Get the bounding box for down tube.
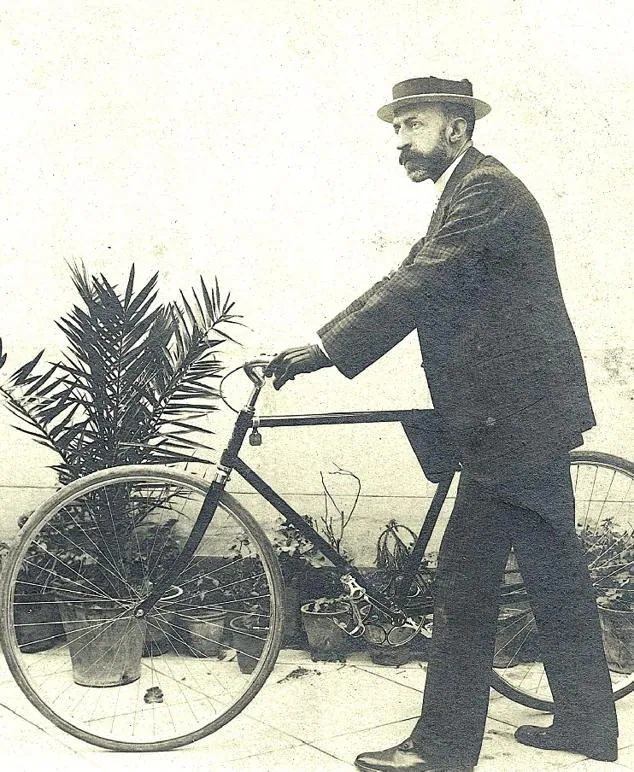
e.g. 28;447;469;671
232;457;356;573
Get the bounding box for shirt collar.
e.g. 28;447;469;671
433;141;473;199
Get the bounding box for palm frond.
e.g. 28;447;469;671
10;350;46;386
0;264;241;481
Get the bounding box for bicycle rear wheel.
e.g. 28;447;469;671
491;451;634;711
0;465;284;751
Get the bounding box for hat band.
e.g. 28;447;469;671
392;77;473;101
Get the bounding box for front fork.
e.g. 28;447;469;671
133;370;267;618
132;474;230;618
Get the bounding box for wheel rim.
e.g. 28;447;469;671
492;453;634;709
1;468;283;750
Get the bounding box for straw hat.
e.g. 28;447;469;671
377;76;491;122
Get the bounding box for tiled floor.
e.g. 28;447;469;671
1;648;632;771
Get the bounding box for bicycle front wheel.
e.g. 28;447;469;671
491;451;634;711
0;465;284;751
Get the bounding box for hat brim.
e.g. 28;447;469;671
377;94;491;122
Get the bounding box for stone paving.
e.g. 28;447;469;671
1;648;632;772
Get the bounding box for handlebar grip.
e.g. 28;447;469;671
243;358;272;386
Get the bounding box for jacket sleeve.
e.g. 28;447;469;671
318;237;426;336
318;168;522;378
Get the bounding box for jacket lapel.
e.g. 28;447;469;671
426;147;485;237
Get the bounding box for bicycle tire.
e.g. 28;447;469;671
0;465;284;751
491;450;634;712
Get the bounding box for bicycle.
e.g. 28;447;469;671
1;358;633;752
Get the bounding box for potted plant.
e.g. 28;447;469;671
596;587;634;674
272;515;327;647
9;514;66;654
224;535;273;673
181;569;228;659
300;595;352;662
581;518;634;673
368;519;434;665
229;600;271;674
297;465;360;662
175;531;272;671
0;264;241;685
25;490;190;684
0;540;61;655
179;534;259;661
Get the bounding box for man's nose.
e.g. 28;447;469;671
396;130;409;151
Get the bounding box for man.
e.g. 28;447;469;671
268;77;618;771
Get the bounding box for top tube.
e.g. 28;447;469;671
256;409;431;428
239;360;433;427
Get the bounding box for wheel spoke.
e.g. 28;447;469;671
0;468;283;751
492;452;634;711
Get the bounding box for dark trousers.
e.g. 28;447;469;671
410;453;618;766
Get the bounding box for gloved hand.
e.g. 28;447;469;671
266;344;332;390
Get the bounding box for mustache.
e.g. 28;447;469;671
399;149;423;166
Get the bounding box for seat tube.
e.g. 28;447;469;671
397;472;454;600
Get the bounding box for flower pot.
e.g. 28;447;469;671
369;644;414;666
283;577;305;647
184;607;227;658
143;609;178;656
599;605;634;674
142;587;183;657
229;615;268;674
58;599;146;687
301;601;351;662
14;593;66;653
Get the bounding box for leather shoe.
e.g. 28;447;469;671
355;738;474;772
515;724;618;762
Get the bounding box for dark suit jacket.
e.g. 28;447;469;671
319;147;595;467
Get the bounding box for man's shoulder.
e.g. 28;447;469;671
462;149;520;185
455;148;535;203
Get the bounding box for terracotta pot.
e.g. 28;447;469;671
14;593;65;653
142;587;183;657
229;615;268;674
58;599;146;687
301;601;351;662
599;605;634;674
369;644;413;666
184;607;227;658
283;577;305;647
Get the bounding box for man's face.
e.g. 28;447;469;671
393;104;452;183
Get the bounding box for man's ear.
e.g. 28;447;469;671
447;117;468;144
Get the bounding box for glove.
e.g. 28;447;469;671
267;344;332;390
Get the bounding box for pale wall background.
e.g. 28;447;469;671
0;1;632;559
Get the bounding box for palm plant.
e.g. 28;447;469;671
0;263;242;596
0;263;241;481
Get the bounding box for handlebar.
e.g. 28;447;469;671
243;358;273;387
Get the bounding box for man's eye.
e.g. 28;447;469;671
410;121;422;130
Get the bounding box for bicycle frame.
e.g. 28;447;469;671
135;365;457;623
